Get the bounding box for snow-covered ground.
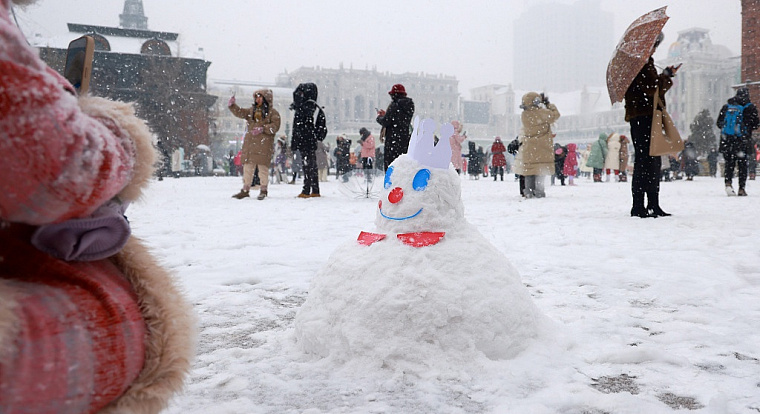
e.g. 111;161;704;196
129;173;760;414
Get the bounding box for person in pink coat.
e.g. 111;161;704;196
449;120;466;174
359;127;376;170
0;1;194;412
563;143;580;186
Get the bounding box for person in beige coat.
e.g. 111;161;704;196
619;134;630;182
229;89;281;200
514;92;561;198
604;132;622;181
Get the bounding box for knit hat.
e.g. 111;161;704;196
389;84;406;96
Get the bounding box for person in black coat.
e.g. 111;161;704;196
333;135;352;182
552;143;567;186
376;84;415;171
291;83;327;197
624;32;679;217
716;87;760;196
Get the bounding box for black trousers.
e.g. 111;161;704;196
630;116;662;211
301;150;319;195
723;146;748;188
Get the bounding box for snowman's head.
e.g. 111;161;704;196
375;118;465;234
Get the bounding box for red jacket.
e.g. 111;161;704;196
491;140;507;167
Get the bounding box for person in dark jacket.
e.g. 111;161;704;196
624;32;679;218
680;140;699;181
334;135;352;182
716;87;760;196
552;143;567;186
467;141;480;179
376;84;415;170
706;147;719;178
291;83;327;198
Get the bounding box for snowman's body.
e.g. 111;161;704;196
294;119;547;372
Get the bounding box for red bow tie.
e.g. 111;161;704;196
358;231;445;247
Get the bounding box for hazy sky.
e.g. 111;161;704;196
13;0;741;97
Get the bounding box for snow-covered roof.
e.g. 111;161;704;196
25;25;205;59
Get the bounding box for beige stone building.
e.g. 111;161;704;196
277;65;459;139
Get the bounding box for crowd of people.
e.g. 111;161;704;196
221;77;760;207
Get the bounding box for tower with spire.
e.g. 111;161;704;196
120;0;148;30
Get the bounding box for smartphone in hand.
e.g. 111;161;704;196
64;36;95;94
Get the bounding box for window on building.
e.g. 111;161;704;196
88;33;111;51
141;38;171;56
354;95;365;120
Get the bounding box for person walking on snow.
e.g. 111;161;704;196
716;87;759;196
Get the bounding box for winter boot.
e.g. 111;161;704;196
593;173;602;182
738;187;747;196
232;189;250;199
725;183;736;196
257;190;268;200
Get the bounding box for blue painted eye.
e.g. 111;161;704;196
412;169;431;191
384;166;394;189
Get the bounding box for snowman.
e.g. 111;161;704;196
294;117;548;373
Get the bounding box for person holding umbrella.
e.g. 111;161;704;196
624;32;680;218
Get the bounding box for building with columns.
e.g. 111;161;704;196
275;65;459;139
661;28;740;135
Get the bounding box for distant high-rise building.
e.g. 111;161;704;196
120;0;148;30
513;0;613;93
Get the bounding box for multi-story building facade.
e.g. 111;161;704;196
275;65;459;139
513;0;613;93
661;28;740;136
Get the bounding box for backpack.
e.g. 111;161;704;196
314;105;327;142
721;103;750;136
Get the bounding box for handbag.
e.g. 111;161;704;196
650;86;684;156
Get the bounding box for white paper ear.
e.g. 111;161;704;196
439;123;454;142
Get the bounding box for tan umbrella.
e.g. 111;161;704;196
606;6;670;105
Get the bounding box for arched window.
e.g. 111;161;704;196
141;38;171;56
88;33;111;51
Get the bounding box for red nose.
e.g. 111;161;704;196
388;187;403;204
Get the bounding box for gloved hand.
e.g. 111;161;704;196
228;95;236;107
541;93;550;105
252;127;263;135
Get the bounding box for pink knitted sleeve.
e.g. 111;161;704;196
0;4;135;225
